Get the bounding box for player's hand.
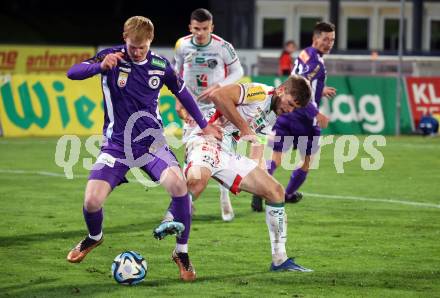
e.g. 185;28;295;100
100;52;124;71
240;131;259;145
184;115;196;126
201;123;223;141
322;86;337;99
197;83;221;101
316;112;329;129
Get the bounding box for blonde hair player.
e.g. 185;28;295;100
66;16;221;282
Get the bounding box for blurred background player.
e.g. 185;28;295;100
65;16;221;282
278;40;297;76
174;8;244;222
252;21;336;212
180;75;314;271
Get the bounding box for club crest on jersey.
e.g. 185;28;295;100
207;59;218;69
117;71;128;88
148;75;161;89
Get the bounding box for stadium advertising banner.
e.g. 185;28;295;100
252;76;413;135
0;74;182;136
1;74;419;137
0;45;95;74
0;75;104;136
405;77;440;128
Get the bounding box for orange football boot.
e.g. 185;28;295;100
67;236;103;263
172;250;196;282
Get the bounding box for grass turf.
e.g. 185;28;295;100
0;135;439;297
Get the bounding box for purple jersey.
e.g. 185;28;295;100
270;46;326;154
292;46;327;106
67;45;207;149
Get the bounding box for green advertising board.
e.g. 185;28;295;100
251;75;413;135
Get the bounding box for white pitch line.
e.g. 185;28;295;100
0;168;439;210
301;192;440;209
0;169;88;178
206;183;440;210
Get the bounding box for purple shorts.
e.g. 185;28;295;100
269;111;321;156
89;140;179;189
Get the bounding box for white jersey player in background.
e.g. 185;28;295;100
174;8;244;221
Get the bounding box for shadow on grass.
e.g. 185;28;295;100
0;269;270;297
2;269;440;297
0;219;161;248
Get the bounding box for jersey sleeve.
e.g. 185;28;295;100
293;49;323;82
221;41;239;66
66;47;116;80
173;38;184;74
293;49;325;104
164;58;185;94
237;83;273;105
83;47;117;65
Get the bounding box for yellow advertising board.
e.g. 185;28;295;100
0;45;95;74
0;73;252;137
0;74;185;136
0;74;103;136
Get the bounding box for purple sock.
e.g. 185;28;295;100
168;194;191;244
83;207;103;237
267;160;277;176
285;168;308;195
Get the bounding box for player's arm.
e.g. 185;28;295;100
175;99;196;125
209;84;256;139
220;61;244;87
164;61;221;139
173;38;184;74
219;41;243;87
322;86;337;99
294;52;330;127
67;52;123;80
174;99;187;120
172;39;194;124
176;87;221;138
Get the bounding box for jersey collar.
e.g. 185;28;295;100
191;35;212;48
122;46;150;65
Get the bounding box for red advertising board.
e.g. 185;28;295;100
405;77;440;127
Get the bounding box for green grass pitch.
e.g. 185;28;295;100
0;136;439;297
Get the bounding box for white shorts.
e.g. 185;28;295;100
184;137;257;194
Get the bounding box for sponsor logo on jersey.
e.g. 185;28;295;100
195;57;205;64
207;59;218;69
117;71;128;88
148;75;161;89
201;52;219;57
148;70;165;76
119;66;131;73
246;86;267;102
307;64;321;80
151;58;166;69
96;153;116;168
197;74;208;88
184;51;198;63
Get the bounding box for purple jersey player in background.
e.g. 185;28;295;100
65;16;220;282
251;21;336;212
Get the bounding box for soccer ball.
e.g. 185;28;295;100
111;251;148;285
